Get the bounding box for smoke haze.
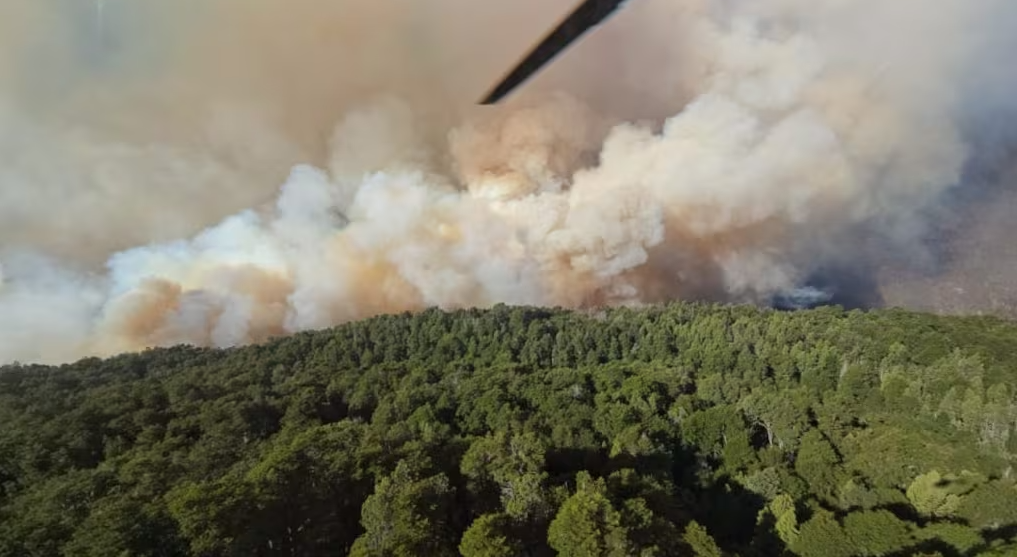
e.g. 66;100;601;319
2;0;1016;364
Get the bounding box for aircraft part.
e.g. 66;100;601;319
480;0;629;104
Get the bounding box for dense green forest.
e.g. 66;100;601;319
2;302;1017;556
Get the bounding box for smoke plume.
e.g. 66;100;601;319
2;0;1016;364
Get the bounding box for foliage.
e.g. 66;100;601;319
2;302;1017;556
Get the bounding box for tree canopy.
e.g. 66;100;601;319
2;302;1016;556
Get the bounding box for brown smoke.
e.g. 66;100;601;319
1;0;1016;364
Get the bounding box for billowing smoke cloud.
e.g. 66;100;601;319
2;0;1015;364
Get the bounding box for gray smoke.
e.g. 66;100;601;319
2;0;1016;364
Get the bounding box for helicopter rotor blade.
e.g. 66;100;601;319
480;0;629;104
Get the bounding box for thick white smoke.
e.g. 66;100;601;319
1;0;1015;364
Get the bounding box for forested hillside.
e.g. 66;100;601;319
2;303;1017;556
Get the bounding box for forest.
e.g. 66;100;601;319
1;302;1017;556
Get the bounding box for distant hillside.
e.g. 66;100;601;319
2;303;1017;556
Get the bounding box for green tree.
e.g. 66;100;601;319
956;480;1017;530
915;522;983;554
905;470;966;518
547;472;631;557
740;388;810;451
794;430;842;501
766;494;800;546
62;496;183;557
792;510;852;557
349;459;456;557
682;520;722;557
5;303;1017;557
165;473;262;557
459;513;523;557
461;430;551;520
841;510;913;556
